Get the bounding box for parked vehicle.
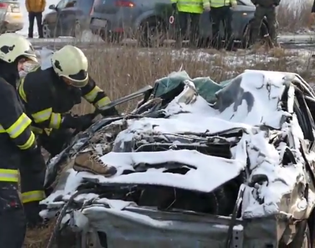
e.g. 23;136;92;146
42;0;95;38
42;69;315;247
0;0;23;34
89;0;268;47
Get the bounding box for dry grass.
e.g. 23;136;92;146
277;2;312;32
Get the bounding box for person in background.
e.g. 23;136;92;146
25;0;46;38
209;0;237;51
250;0;280;48
171;0;210;48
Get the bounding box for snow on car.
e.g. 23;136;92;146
40;69;315;248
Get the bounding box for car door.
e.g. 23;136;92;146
56;0;78;36
43;0;70;37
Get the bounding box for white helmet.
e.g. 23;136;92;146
0;33;37;63
51;45;89;87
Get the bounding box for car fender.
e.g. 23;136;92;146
133;10;166;30
232;10;255;38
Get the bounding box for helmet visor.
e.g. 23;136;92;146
67;70;89;87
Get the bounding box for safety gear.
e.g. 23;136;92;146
0;183;26;248
51;45;89;87
0;33;37;63
209;0;236;8
171;0;210;14
61;113;94;131
39;129;73;157
20;145;46;225
18;67;118;134
0;41;38;248
19;60;39;78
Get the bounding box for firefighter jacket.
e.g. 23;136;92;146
18;66;118;133
0;62;36;184
26;0;46;13
209;0;236;8
171;0;210;14
251;0;280;7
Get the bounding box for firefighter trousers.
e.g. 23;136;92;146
20;148;46;228
176;12;200;48
210;6;234;50
0;182;26;247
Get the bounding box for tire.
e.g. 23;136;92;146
138;19;166;47
241;21;268;49
70;20;81;38
43;23;53;38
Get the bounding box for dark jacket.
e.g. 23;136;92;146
18;66;118;131
251;0;280;7
0;61;37;173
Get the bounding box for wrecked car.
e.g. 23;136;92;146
41;69;315;248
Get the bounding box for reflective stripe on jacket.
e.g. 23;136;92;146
171;0;209;14
209;0;236;8
21;190;45;204
18;67;117;131
0;168;19;182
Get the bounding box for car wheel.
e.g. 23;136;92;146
43;24;52;38
241;21;268;49
71;21;81;38
138;19;166;47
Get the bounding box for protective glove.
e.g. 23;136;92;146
61;113;94;131
99;106;120;117
172;3;177;10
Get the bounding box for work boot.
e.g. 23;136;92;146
73;151;117;177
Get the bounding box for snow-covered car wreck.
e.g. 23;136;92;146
41;69;315;248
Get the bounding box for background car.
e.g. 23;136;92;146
42;0;95;38
0;0;23;34
89;0;268;47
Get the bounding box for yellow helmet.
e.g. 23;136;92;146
51;45;89;87
0;33;37;63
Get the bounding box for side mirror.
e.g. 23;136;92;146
48;4;56;10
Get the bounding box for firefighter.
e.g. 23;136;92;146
250;0;280;47
209;0;237;51
18;45;119;157
0;33;43;247
171;0;210;48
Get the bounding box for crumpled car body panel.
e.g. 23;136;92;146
41;69;315;248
